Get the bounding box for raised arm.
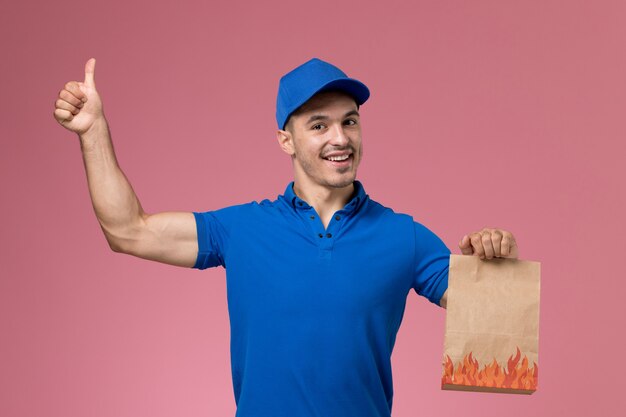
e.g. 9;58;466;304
53;58;199;268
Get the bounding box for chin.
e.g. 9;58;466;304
325;175;356;189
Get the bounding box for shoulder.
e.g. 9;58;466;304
216;196;287;222
195;191;286;221
366;198;445;242
366;197;414;224
357;199;417;242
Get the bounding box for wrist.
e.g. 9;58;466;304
78;116;108;142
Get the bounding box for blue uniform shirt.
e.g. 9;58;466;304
192;180;450;417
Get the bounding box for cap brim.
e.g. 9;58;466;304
316;78;370;105
280;77;370;129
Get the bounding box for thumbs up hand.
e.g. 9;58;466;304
54;58;105;135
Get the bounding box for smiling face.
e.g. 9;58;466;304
277;90;363;190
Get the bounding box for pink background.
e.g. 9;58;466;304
1;0;624;416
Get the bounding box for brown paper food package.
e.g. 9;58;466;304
441;254;541;394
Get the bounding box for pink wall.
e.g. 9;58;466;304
1;0;624;416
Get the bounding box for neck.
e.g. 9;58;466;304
292;177;356;221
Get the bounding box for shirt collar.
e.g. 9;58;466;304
281;180;368;214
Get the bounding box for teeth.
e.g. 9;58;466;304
326;154;350;161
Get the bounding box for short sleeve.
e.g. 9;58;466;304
412;220;451;306
192;204;243;270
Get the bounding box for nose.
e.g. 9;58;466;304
329;123;349;146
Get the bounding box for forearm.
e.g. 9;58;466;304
78;117;145;250
440;289;448;309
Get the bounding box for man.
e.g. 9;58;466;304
53;57;519;417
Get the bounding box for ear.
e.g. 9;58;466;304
276;129;295;156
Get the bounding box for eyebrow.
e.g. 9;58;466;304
305;109;360;125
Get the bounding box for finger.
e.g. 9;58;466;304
459;235;474;255
501;233;516;257
481;231;496;259
59;89;84;108
491;230;503;257
64;81;87;102
55;98;81;115
84;58;96;87
469;233;485;259
54;108;73;122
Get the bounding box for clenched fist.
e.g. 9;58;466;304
53;58;104;135
458;227;519;260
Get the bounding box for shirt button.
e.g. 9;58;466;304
326;233;332;238
297;202;303;206
318;233;323;238
335;215;341;220
310;215;315;219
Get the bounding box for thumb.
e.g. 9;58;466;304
459;235;474;255
84;57;96;87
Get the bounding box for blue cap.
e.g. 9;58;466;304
276;58;370;130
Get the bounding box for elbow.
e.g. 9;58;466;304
103;226;130;253
100;222;140;254
101;226;126;253
107;238;125;253
100;214;149;255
